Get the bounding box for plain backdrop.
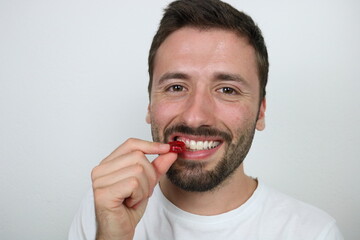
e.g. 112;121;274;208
0;0;359;239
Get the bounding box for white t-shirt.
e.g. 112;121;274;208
69;181;343;240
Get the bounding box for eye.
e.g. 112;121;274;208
218;86;238;95
167;85;185;92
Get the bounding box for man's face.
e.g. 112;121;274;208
147;27;266;192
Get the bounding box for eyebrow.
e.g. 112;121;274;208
214;72;249;86
157;72;190;86
156;71;249;87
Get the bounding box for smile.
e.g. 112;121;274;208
175;136;222;151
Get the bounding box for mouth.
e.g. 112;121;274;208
175;137;221;151
164;125;229;160
171;135;223;152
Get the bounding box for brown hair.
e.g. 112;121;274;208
148;0;269;100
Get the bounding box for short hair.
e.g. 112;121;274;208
148;0;269;100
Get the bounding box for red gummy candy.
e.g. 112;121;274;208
168;141;186;153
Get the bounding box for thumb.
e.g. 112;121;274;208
151;152;178;180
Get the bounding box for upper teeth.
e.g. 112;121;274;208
177;138;221;150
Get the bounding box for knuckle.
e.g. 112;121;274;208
133;163;145;175
91;166;99;181
92;178;101;189
125;137;138;145
128;176;140;189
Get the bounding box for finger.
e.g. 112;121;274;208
92;151;157;184
93;164;152;198
152;152;178;180
102;138;170;163
94;176;147;210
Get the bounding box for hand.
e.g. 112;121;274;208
91;138;177;240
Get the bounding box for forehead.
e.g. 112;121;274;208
152;27;259;88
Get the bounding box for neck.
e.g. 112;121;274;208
159;165;257;215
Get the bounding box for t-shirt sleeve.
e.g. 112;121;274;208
68;189;97;240
316;220;344;240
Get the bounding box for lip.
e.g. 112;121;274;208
168;133;224;160
178;143;223;160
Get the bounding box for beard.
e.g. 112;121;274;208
151;122;256;192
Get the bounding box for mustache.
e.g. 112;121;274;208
164;124;232;143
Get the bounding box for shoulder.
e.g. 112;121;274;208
256;182;343;239
260;183;333;222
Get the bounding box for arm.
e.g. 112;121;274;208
91;138;177;240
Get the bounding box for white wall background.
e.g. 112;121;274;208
0;0;359;239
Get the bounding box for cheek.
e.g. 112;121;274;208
150;101;179;126
216;103;255;128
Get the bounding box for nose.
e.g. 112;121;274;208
179;88;215;128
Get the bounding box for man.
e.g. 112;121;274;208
69;0;343;239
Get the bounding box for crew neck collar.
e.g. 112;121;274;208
155;179;265;224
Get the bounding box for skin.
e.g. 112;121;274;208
93;27;266;239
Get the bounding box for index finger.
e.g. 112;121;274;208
103;138;170;163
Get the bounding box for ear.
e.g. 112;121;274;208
256;98;266;131
145;104;151;124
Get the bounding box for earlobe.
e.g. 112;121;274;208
256;98;266;131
